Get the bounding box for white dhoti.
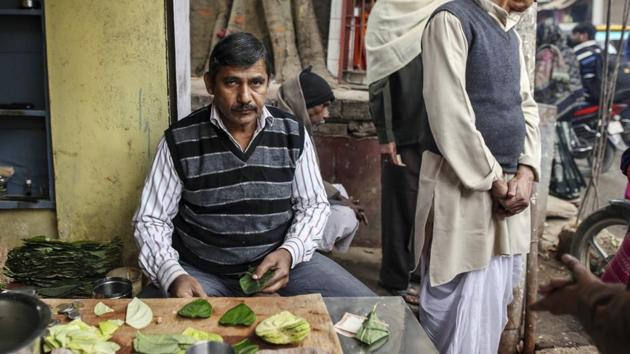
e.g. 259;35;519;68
317;184;359;253
419;255;523;354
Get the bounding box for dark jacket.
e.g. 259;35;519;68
369;54;426;146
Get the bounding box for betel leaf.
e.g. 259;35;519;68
99;319;124;337
239;268;275;295
181;327;223;342
232;338;259;354
4;236;122;297
133;332;197;354
177;299;212;319
44;319;120;354
126;297;153;329
94;302;114;316
355;305;390;348
219;303;256;326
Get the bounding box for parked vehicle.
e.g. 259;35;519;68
570;182;630;276
558;101;627;173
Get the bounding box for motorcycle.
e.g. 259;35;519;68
570;181;630;276
557;101;627;174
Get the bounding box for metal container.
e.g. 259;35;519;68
106;267;143;297
92;277;132;299
185;341;235;354
0;292;51;354
19;0;36;9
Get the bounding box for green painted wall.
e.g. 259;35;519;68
0;210;57;250
43;0;171;262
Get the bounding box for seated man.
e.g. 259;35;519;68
277;67;367;253
133;32;374;298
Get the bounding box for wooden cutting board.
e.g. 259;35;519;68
43;294;342;354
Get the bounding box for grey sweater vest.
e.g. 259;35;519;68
423;0;526;173
164;105;305;275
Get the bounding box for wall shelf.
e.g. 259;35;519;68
0;199;54;209
0;9;42;16
0;0;54;210
0;109;46;117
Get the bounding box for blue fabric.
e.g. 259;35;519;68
139;253;376;298
574;43;604;104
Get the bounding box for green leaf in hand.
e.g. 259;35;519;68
239;268;275;295
177;299;212;319
219;303;256;326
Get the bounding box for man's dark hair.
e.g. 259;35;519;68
208;32;273;81
572;22;597;40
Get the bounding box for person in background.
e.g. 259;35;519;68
535;21;585;116
133;32;374;298
416;0;540;351
571;22;604;105
532;254;630;354
277;67;368;253
365;0;447;305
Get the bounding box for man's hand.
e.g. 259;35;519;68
530;254;599;316
169;274;207;298
254;249;292;294
502;165;535;215
340;197;369;225
380;143;402;166
491;179;510;217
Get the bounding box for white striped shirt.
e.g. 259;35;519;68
132;106;330;292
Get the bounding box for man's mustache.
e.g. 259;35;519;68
231;103;258;112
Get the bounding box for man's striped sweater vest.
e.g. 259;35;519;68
164;105;305;275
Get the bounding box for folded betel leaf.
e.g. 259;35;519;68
239;268;275;295
177;299;212;319
233;338;259;354
219;303;256;326
355;305;390;348
126;297;153;329
255;311;311;344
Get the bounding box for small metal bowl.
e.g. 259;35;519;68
92;277;132;299
185;341;235;354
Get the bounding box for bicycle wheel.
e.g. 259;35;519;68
570;204;630;276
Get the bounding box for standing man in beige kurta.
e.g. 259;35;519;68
415;0;540;352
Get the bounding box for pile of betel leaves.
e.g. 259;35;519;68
4;236;122;297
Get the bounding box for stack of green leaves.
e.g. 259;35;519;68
255;311;311;344
3;236;122;297
356;305;390;350
44;319;122;354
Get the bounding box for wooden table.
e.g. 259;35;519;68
44;294;342;354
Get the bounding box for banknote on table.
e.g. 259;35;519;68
333;312;367;337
